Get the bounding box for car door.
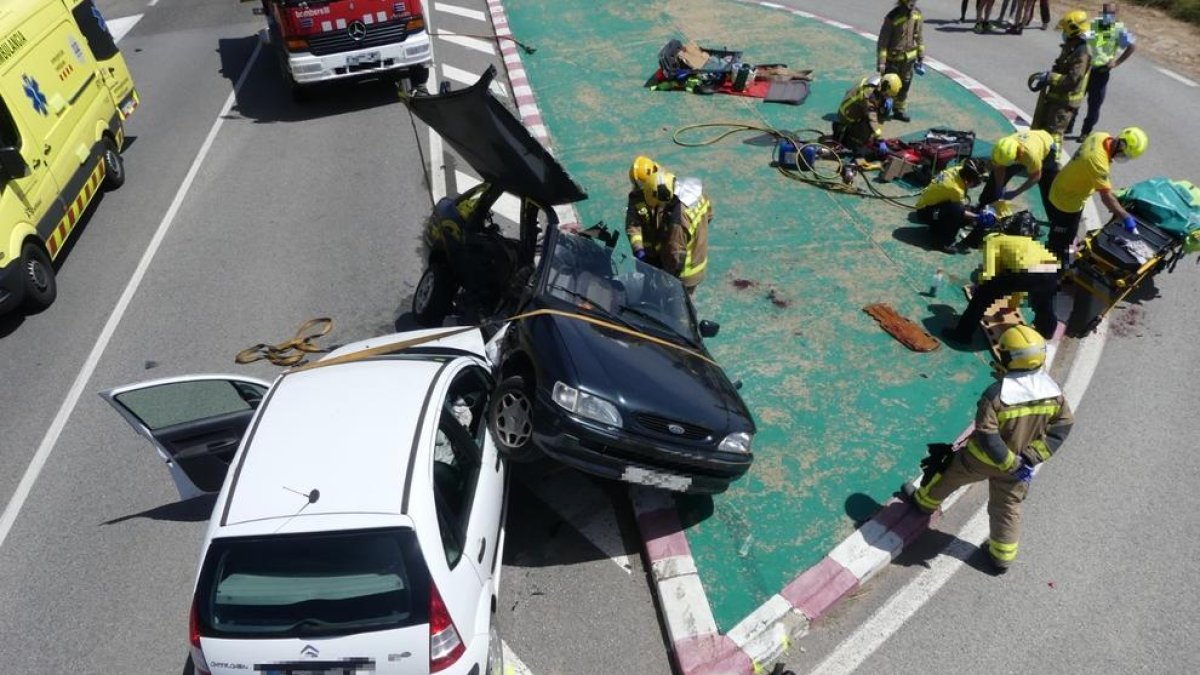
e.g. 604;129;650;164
99;375;271;501
0;94;66;248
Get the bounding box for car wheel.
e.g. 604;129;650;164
19;242;56;312
485;620;504;675
489;375;538;461
101;138;125;191
412;263;456;327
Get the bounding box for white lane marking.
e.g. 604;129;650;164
107;14;143;43
518;468;634;574
148;0;159;6
435;30;496;55
434;1;487;21
503;640;534;675
0;42;265;551
1156;67;1198;88
809;507;989;675
454;170;523;224
425;9;447;203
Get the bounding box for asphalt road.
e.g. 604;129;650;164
0;1;666;673
768;1;1200;673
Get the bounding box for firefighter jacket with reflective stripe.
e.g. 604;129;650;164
1046;37;1091;104
837;79;884;140
625;191;711;287
1088;20;1134;68
967;377;1074;471
877;6;924;65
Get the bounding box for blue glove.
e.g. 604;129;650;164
1012;459;1035;484
634;248;647;261
1123;214;1139;234
882;97;894;117
877;140;890;157
1001;190;1019;201
977;206;997;228
915;61;927;76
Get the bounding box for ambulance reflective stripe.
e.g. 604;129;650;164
988;538;1019;562
46;159;105;259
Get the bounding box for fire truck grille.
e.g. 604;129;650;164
308;21;410;56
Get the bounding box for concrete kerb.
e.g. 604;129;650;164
485;1;1108;673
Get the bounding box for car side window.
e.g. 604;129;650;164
431;367;489;567
0;98;19;149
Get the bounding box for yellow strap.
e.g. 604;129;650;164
235;318;334;367
281;307;717;375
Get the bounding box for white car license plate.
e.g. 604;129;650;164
346;51;381;66
621;466;692;492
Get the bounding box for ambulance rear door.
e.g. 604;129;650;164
67;0;138;119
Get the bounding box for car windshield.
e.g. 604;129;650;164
194;528;429;639
542;232;697;344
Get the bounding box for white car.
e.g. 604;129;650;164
101;329;506;675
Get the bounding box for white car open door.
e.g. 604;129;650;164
99;374;272;501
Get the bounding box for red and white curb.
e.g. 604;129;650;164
485;0;580;231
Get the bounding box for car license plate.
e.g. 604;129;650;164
346;51;381;66
621;466;692;492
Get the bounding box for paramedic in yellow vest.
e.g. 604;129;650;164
979;129;1059;208
909;325;1074;573
1046;126;1147;262
1078;4;1136;138
942;233;1062;342
915;159;990;251
1030;10;1091;149
833;74;902;156
877;0;925;123
625;156;711;295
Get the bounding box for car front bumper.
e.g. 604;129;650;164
288;33;432;84
531;393;752;495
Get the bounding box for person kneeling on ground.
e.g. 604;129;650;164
832;73;901;157
943;232;1061;342
915;159;992;251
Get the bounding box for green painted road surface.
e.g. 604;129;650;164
505;0;1025;629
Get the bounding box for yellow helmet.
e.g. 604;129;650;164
630;156;676;206
997;325;1047;372
1117;126;1148;159
1057;10;1089;38
630;155;660;188
992;136;1021;166
878;73;902;98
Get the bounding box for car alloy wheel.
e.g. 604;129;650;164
494;389;532;448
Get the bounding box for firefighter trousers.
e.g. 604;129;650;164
1031;96;1077;144
884;60;916;113
914;450;1030;568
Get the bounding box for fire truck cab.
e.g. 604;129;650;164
252;0;432;98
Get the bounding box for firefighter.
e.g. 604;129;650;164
1046;126;1147;263
915;158;992;251
979;129;1059;208
1029;10;1092;150
908;325;1074;573
832;74;902;156
877;0;925;123
1077;3;1136;139
625;156;712;295
942;232;1062;342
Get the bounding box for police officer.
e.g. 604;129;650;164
625;156;712;295
833;74;902;156
877;0;925;123
909;325;1074;573
1030;11;1092;150
1077;3;1136;139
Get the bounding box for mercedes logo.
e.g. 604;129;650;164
667;423;685;435
301;644;320;657
347;21;367;41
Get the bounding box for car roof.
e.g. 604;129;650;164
217;357;448;531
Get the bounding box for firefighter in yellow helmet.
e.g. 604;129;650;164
832;73;902;156
942;232;1061;343
1029;10;1092;149
625;156;712;295
908;324;1074;573
876;0;925;122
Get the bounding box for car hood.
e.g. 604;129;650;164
403;66;587;207
534;311;753;434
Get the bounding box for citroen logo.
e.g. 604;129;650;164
347;21;367;41
667;423;685;435
301;644;319;658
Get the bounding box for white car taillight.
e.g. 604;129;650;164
429;584;465;672
189;600;212;675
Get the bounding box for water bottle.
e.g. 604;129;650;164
929;269;945;297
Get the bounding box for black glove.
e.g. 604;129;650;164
919;443;955;487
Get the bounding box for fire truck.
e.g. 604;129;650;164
250;0;432;99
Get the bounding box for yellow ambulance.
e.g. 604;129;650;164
0;0;139;315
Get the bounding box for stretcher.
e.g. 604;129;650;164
963;284;1027;362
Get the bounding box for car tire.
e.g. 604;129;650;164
19;242;56;312
488;375;539;462
412;263;456;327
101;138;125;191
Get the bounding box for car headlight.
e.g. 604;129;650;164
552;381;622;427
718;432;753;454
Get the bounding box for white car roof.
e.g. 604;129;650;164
216;357;446;532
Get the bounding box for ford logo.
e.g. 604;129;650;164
667;423;685;435
347;21;367;41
